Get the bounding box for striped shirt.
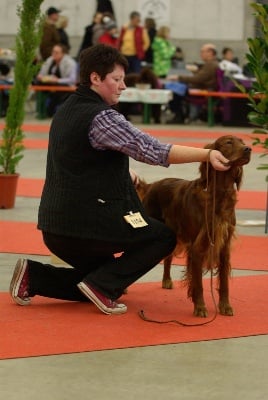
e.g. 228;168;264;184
89;109;171;167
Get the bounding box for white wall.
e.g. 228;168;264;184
0;0;254;64
0;0;246;40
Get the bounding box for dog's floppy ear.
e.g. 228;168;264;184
199;142;215;183
233;166;243;190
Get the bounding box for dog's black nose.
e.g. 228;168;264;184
244;147;251;153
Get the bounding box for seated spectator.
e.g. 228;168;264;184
138;67;162;123
219;47;242;75
98;20;119;48
35;44;77;116
242;62;255;78
118;67;162;123
166;43;219;124
170;46;185;69
56;15;71;53
152;26;176;78
0;62;12;117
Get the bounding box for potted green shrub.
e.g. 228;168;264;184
244;2;268;232
246;3;268;164
0;0;43;208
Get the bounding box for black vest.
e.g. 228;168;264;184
38;85;147;242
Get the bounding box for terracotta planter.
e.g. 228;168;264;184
0;173;19;209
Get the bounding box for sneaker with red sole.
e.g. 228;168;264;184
9;259;31;306
77;281;127;315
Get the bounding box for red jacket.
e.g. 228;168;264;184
118;25;145;60
98;32;118;48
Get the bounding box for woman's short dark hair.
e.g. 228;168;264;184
79;44;128;84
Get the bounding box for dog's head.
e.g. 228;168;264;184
212;135;252;166
200;135;251;190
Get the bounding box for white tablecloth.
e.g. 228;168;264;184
119;88;173;103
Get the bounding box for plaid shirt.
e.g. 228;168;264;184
89;109;171;167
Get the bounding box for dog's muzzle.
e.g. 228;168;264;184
227;146;252;166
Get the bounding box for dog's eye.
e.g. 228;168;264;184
226;140;233;145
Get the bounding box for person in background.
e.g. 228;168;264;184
96;0;115;16
98;20;119;48
177;43;218;90
138;67;162;124
56;15;71;53
92;12;114;46
152;26;176;78
118;67;162;123
9;44;230;316
77;12;103;57
0;62;11;117
144;17;157;68
39;7;61;61
167;43;219;124
170;46;185;69
219;47;242;75
118;11;150;73
35;44;77;116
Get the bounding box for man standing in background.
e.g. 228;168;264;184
118;11;150;73
39;7;61;61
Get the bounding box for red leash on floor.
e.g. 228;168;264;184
138;269;218;327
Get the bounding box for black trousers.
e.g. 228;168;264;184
169;93;188;122
28;217;176;301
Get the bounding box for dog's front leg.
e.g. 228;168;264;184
218;249;233;316
162;254;173;289
188;254;208;317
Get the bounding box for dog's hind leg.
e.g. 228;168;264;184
162;254;173;289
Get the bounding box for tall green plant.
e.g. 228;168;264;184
245;2;268;172
0;0;44;174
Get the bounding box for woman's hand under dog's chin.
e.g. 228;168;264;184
209;150;231;171
167;145;230;171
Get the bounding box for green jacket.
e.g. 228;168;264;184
152;37;175;77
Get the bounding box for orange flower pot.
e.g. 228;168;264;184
0;173;19;209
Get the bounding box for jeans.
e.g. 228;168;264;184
124;55;142;74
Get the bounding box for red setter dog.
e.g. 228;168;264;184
136;135;251;317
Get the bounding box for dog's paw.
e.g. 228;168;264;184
219;302;234;316
162;279;173;289
194;305;208;318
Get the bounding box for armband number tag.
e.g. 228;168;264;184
124;212;148;228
